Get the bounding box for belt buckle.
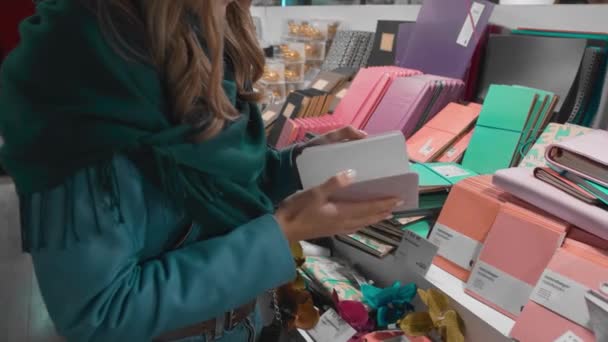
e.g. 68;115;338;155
225;309;238;331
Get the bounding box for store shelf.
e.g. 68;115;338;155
424;265;515;337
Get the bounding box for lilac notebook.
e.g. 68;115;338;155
400;0;495;80
364;77;430;135
394;22;416;66
493;167;608;241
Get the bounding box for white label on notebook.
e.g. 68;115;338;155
336;88;348;99
313;79;330;90
395;230;439;276
262;110;276;122
456;2;485;47
283;103;296;118
429;223;483;271
554;331;584;342
430;165;470;179
466;261;534;317
419;139;435;156
531;269;592;329
307;308;357;342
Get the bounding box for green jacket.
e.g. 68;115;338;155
21;152;298;342
1;0;300;341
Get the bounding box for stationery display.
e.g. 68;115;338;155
511;239;608;342
399;0;495;80
407;102;482;163
364;75;466;137
271;66;421;147
254;7;608;342
465;202;569;319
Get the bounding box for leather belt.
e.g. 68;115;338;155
154;301;256;341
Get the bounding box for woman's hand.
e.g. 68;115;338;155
274;170;402;243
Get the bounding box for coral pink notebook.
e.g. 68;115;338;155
408;102;481;163
436;128;474;163
511;239;608;342
465;202;569;319
429;175;507;281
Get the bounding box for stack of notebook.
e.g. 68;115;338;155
461;84;558;175
465;202;569;319
429;175;507;281
271;66;421;148
364;75;466;138
494;130;608;241
336;216;434;258
322;30;375;71
510;29;608;128
404;162;478;221
407;102;482;163
511;239;608;342
477;31;608;126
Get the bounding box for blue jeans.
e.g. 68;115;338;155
173;309;263;342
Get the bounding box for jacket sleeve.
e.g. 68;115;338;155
22;158;296;342
262;146;302;204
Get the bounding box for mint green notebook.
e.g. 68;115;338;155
402;219;433;239
463;126;522;174
463;85;540;174
476;85;538;132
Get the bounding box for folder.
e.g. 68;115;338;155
519;123;593;169
546;129;608;187
399;0;495;80
476;34;588;113
364;75;465;137
407;102;481;163
336;233;396;258
511;239;608;342
368;20;410;67
394;22;416;66
465;202;569;319
429;175;507;281
493;167;608;241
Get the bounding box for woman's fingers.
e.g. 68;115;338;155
334;197;402;220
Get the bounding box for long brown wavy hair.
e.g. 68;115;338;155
90;0;265;139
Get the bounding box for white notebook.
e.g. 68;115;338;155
296;131;418;211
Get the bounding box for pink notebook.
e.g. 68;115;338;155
436;128;475;163
408;102;481;163
493;167;608;241
430;175;507;281
511;239;608;342
465;202;568;319
546;130;608;187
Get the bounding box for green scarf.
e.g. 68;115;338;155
0;0;274;244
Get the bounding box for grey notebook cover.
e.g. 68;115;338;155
296;131;418;211
592;63;608;130
476;34;588;113
565;47;603;124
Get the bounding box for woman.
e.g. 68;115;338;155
0;0;401;341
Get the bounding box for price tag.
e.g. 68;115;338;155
395;230;439;276
307;309;357;342
554;331;584;342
